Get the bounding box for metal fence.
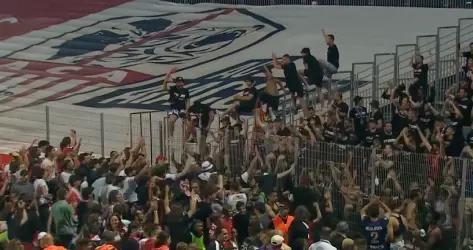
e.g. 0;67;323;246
0;104;129;156
162;0;473;8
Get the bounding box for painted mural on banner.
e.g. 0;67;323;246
0;3;285;112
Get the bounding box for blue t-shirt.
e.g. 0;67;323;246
362;216;389;250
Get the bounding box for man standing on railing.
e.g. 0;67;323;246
320;29;340;77
272;53;307;114
163;68;190;137
300;48;325;109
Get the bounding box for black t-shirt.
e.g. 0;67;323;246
328;44;340;69
457;97;473;126
323;123;336;142
335;101;349;115
349;106;368;134
370;109;384;124
233;213;250;244
413;64;429;87
467;131;473;147
291;187;320;218
288;219;309;250
391;105;408;137
240;86;258;107
165;213;191;248
445;127;465;157
363;130;381;147
381;131;395;145
283;62;301;88
303;55;323;82
169;86;190;110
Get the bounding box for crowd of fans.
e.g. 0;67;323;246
1;27;473;250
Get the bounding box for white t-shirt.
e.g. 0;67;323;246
121;177;138;203
61;172;72;185
308;240;337;250
227;193;247;211
33;178;49;205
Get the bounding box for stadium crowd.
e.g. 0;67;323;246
1;29;473;250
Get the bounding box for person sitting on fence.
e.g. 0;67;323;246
299;48;325;110
187;101;216;143
221;76;258;122
259;65;284;113
163;68;190;137
272;53;307;114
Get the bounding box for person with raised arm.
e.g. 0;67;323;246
360;197;392;250
163;67;190;137
320;29;339;77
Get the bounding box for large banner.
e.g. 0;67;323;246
0;1;471;112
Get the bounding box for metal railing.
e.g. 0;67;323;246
0;104;129;156
162;0;473;8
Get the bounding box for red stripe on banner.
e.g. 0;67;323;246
0;0;132;41
78;8;235;65
0;58;154;108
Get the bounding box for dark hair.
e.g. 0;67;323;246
81;187;94;200
108;190;121;204
367;203;380;219
156;231;170;247
283;54;291;59
236;201;245;211
38;140;50;148
60;137;71;149
328;34;335;40
56;188;68;200
45;145;55;158
69;175;82;186
294;205;310;221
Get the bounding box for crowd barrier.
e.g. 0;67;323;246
0;104;129;156
162;0;473;8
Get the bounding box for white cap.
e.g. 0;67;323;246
271;235;284;246
37;232;47;241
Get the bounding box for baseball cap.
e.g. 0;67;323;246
175;77;185;85
271;235;284;246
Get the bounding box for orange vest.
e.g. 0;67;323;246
96;244;118;250
272;215;295;239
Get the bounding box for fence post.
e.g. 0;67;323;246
456;22;461;88
293;137;300;187
349;70;354;109
100;113;105;157
129;114;133;147
372;63;378;102
159;121;163;155
45;105;50;142
149;112;153;164
435;34;441;103
458;158;468;250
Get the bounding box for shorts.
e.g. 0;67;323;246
259;93;279;111
167;109;186;118
287;84;304;98
304;70;323;87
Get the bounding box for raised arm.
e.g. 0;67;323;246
163;67;177;91
321;28;331;44
277;162;295;179
416;127;432;152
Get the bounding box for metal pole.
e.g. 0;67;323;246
435;33;441;104
100;113;105;157
129;114;133;147
149;113;153;164
139;113;143;137
159;121;163;155
349;70;354;109
456;20;461;88
457;159;468;250
45;105;50;142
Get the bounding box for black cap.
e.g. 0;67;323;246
301;47;311;54
175;77;184;82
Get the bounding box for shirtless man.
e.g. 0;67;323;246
259;65;284;113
